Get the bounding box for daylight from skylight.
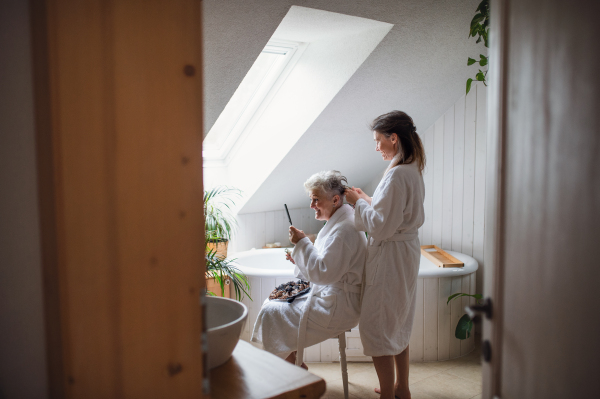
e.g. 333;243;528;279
203;42;298;161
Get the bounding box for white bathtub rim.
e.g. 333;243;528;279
230;248;478;279
233;266;295;278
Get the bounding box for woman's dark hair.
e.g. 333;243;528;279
371;110;426;174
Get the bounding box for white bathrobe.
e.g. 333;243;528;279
251;204;367;360
354;163;425;357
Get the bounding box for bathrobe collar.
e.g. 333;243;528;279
317;204;353;242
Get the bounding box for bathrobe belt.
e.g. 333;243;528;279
295;280;362;366
364;232;419;288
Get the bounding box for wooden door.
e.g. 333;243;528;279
483;0;600;397
31;0;205;397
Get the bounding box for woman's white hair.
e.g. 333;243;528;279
304;170;347;199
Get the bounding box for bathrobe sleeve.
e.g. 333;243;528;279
292;235;352;285
354;172;408;240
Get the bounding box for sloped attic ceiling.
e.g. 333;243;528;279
203;0;486;214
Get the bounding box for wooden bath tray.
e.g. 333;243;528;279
420;245;464;268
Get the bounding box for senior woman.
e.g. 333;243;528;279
345;111;425;399
251;170;366;368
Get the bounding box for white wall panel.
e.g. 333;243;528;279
231;207;323;253
442;106;455;250
417;83;487;294
409;278;425;362
421;126;435;245
432;118;445;246
437;277;452;360
449;276;463;359
461;87;477;256
274;210;287;245
473;83;488;295
256;213;266;249
451;95;466;251
265;211;275;244
423;278;439;361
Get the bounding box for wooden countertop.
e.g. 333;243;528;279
209;340;326;399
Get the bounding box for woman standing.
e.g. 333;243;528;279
345;111;425;399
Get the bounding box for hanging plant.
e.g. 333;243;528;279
466;0;489;94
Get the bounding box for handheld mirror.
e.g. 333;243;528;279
284;204;293;226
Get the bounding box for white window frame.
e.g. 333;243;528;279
203;40;306;165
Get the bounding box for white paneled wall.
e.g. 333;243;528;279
420;83;487;294
229;207;324;254
408;274;476;362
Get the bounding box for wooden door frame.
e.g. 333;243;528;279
30;1;206;397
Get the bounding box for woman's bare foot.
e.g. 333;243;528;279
374;386;411;399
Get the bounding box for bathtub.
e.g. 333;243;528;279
233;248;478;363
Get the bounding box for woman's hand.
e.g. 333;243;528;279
345;187;372;205
289;226;306;245
285;252;296;264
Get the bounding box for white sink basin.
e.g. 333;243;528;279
205;296;248;369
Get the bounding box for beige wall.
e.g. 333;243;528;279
0;1;49;397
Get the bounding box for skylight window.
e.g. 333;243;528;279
203;41;300;162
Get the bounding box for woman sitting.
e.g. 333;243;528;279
251;170;367;368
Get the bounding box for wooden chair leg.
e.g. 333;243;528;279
338;332;349;399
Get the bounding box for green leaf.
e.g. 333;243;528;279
476;71;485;81
205;248;252;301
447;292;483;305
470;13;484;28
467;57;477;66
455;314;474;340
479;55;488;66
466;78;473;94
204;185;243;241
447;293;464;304
476;0;488;14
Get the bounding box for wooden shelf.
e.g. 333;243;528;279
209;340;326;399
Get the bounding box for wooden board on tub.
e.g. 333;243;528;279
420;245;464;268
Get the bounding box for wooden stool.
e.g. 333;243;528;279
337;332;349;399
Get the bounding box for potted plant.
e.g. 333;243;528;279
205;237;251;301
447;293;483;339
204;186;241;258
203;186;250;301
